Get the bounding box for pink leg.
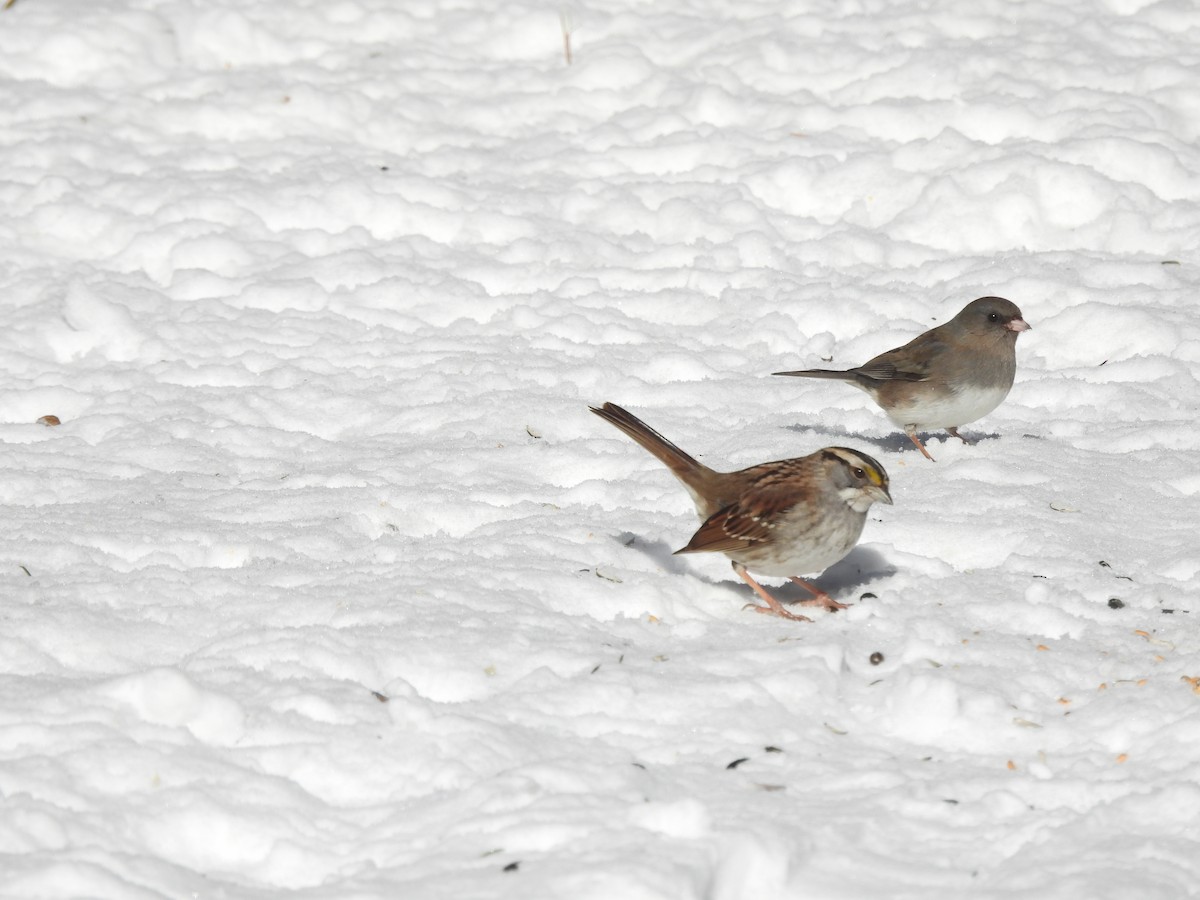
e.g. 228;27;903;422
788;577;850;611
946;426;971;445
905;427;936;461
733;563;812;622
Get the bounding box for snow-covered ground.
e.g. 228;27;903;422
2;0;1199;896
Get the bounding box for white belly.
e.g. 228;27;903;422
885;383;1010;430
737;512;865;577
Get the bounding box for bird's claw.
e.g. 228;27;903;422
743;602;813;623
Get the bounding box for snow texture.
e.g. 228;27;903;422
2;0;1199;897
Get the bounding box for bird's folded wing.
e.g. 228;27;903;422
675;484;798;554
856;339;944;382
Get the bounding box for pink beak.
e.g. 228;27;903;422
1007;317;1031;333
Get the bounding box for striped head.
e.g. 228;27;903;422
821;448;893;513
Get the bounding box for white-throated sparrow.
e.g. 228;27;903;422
775;296;1030;461
591;402;892;621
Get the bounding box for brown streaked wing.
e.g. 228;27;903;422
674;509;755;555
675;470;806;555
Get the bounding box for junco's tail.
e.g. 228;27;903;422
773;368;868;386
775;368;851;378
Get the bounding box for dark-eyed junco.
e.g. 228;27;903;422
775;297;1030;461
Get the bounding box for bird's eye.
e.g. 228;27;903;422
988;312;1000;322
853;467;866;479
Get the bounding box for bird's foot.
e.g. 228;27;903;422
734;563;814;622
945;427;972;445
788;577;850;611
743;601;814;622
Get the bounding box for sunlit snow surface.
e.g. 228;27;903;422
2;0;1200;897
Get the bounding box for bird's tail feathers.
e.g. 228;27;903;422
589;402;711;489
773;368;858;380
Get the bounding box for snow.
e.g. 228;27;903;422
2;0;1199;896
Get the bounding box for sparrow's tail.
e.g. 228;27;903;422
589;402;713;496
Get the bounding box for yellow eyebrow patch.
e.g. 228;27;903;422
862;465;885;487
825;448;888;487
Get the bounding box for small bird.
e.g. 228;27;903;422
774;296;1030;461
591;402;892;621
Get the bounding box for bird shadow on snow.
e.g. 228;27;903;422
614;533;895;611
783;422;1001;456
